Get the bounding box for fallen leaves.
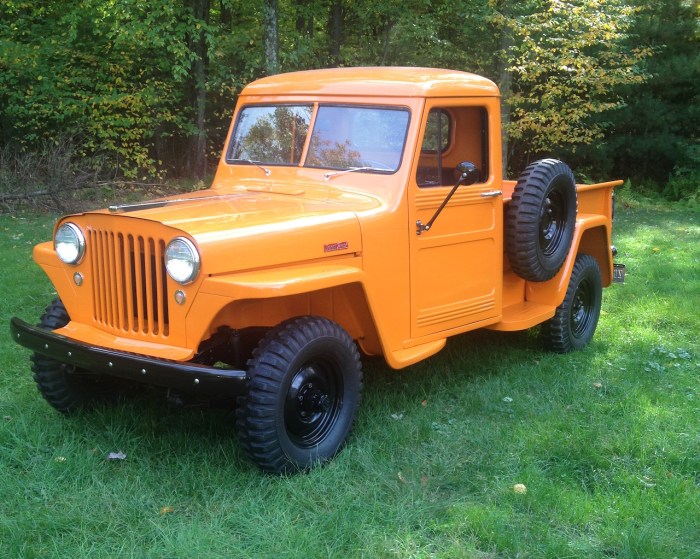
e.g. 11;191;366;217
397;471;430;488
107;451;127;461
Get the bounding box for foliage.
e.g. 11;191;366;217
500;0;650;171
0;0;697;196
0;2;184;178
609;0;699;192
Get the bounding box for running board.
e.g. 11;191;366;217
486;301;556;332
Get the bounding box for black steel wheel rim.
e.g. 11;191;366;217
539;189;567;257
570;277;595;338
284;360;342;448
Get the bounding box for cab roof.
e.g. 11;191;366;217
240;67;500;98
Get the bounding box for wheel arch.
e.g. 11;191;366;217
525;219;612;308
191;269;382;359
577;224;613;287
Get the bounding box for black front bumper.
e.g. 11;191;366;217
10;318;248;398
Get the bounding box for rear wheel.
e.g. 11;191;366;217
236;316;363;474
541;254;603;353
31;299;125;414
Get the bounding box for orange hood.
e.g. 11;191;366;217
92;186;377;275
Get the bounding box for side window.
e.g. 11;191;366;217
421;109;450;153
417;109;451;186
416;106;489;187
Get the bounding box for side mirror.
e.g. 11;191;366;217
455;161;480;186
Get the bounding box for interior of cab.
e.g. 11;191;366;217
416;106;490;187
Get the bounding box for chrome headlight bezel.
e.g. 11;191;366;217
54;222;86;265
165;237;201;285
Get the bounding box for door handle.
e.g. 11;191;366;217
480;190;502;198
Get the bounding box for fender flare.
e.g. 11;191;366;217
189;263;383;357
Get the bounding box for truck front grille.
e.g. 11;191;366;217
88;228;169;337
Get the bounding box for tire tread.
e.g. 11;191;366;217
236;316;363;474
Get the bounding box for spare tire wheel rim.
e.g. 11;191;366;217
540;187;567;257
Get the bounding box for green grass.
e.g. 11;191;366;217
1;203;699;559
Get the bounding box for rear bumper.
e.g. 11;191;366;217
10;317;248;398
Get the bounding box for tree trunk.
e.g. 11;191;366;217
263;0;279;75
497;0;512;179
189;0;209;179
329;0;342;66
295;0;313;37
220;0;231;30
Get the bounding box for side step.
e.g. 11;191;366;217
486;301;555;332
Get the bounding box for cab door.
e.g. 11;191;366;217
409;101;503;340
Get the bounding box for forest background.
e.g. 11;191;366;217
0;0;698;209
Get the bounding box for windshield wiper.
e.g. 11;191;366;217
324;166;390;181
230;159;271;176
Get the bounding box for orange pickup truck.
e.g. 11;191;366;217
11;68;622;473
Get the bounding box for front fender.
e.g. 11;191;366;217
199;259;365;300
183;259;370;350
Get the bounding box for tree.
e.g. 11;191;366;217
188;0;210;179
500;0;650;174
1;0;695;195
603;0;699;193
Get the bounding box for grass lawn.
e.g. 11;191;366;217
1;200;698;558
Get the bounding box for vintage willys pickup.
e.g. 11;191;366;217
11;68;622;473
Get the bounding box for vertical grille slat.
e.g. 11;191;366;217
133;236;146;333
100;231;111;326
90;230;100;323
123;234;135;333
88;226;169;338
106;231;118;328
144;239;155;335
154;239;168;336
113;233;127;330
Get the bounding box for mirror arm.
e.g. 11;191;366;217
416;173;467;236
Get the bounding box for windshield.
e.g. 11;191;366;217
227;105;313;165
227;104;410;173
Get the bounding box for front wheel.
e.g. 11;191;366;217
541;254;603;353
236;316;363;474
31;299;127;414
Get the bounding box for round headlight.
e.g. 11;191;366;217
55;223;86;265
165;237;200;284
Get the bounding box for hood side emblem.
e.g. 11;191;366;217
324;241;349;253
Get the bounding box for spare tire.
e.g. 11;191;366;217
505;159;577;282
